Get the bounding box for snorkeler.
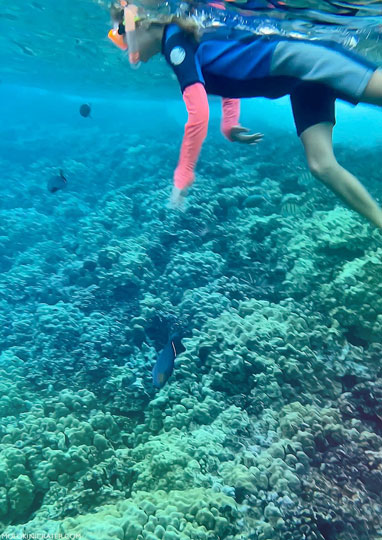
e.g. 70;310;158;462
109;3;382;228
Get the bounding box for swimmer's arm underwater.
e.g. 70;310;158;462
170;82;209;209
221;98;241;140
222;98;264;144
170;92;263;209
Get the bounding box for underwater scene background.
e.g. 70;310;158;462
2;1;382;539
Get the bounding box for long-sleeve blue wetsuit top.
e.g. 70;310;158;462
161;23;376;100
162;24;295;98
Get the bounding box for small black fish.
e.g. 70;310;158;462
79;103;92;118
47;170;67;193
152;333;185;389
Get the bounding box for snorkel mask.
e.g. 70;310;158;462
108;1;141;68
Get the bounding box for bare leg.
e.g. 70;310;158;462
300;122;382;228
361;69;382;105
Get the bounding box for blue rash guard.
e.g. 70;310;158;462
162;23;377;135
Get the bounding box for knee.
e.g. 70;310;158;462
307;157;338;183
361;69;382;106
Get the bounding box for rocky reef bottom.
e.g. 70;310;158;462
1;115;382;539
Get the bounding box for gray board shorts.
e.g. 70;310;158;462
269;39;378;136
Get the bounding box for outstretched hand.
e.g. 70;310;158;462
169;186;188;211
230;126;263;145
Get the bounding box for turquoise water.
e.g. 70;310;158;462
2;2;382;539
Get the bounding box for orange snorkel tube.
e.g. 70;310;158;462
108;1;141;68
108;27;128;51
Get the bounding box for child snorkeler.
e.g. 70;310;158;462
109;3;382;227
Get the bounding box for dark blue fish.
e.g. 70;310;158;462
152;334;185;389
47;170;67;193
79;103;92;118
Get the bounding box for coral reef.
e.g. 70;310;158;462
1;115;382;539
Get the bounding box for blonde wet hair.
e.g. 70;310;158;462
137;15;200;41
110;5;201;41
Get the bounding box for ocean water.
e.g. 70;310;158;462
2;1;382;539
